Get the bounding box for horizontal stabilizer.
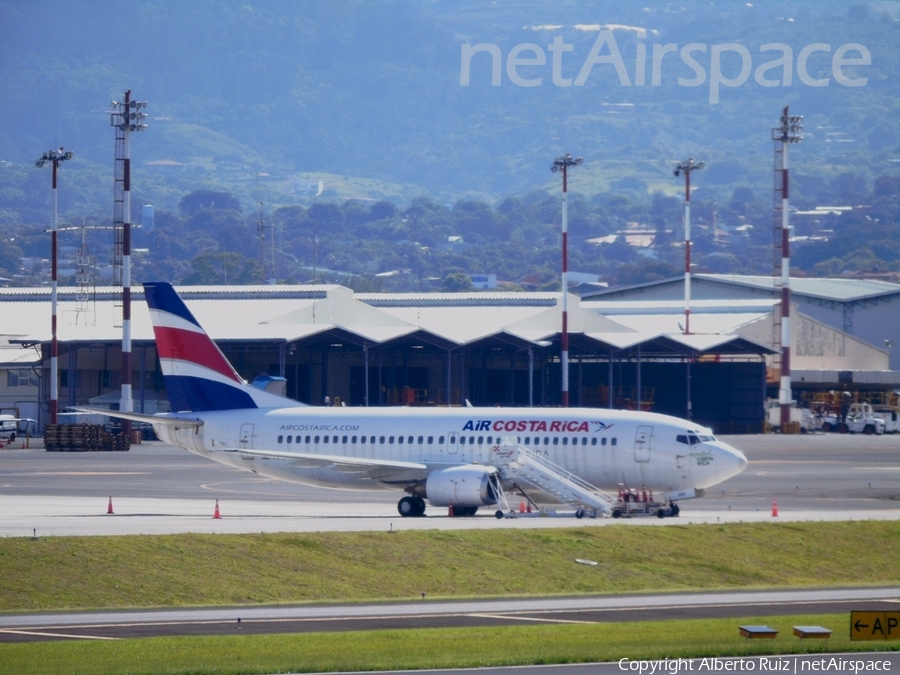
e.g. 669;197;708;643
72;407;203;431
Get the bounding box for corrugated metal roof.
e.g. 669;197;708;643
602;312;769;335
698;274;900;302
0;285;773;358
582;298;778;315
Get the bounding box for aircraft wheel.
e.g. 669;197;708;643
398;496;420;518
575;509;585;519
456;506;478;516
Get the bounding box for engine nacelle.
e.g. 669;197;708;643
423;465;500;507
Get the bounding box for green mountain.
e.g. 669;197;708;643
1;1;899;289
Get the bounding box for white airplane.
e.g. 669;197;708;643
83;282;748;519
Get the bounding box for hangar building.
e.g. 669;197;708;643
1;277;896;434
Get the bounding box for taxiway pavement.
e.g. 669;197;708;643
1;587;897;643
0;432;897;537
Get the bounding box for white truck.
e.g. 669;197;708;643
872;407;900;434
820;402;885;435
766;401;814;433
0;415;39;444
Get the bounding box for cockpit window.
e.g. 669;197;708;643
680;431;716;444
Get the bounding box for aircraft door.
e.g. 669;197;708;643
634;425;652;462
239;423;254;449
447;432;459;455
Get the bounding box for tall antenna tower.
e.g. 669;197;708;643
256;173;267;281
110;90;148;436
772;105;803;430
75;224;97;326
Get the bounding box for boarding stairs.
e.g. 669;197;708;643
490;439;614;517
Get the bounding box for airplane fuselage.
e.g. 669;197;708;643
156;405;748;499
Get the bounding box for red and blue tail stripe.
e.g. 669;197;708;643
143;282;259;412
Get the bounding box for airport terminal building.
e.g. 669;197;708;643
1;275;898;434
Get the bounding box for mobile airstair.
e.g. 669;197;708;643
490;439;615;518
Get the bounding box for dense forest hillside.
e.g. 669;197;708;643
0;1;898;289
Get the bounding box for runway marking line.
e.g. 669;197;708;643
468;613;596;625
0;629;119;640
4;597;894;635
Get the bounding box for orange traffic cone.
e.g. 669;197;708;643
213;499;221;519
107;495;114;515
771;497;779;517
519;501;526;513
448;501;454;517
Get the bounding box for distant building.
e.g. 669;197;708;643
470;273;496;290
142;204;155;233
295;179;324;197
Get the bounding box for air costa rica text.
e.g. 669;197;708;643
463;419;591;432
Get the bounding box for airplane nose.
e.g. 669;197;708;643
718;444;748;479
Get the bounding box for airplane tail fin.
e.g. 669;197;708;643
143;282;301;412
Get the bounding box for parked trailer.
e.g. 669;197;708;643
873;407;900;434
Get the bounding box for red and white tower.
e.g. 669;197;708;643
111;91;148;435
674;158;704;335
35;148;74;425
772;106;803;430
551;153;583;408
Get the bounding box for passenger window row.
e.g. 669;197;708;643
277;435;444;445
275;434;617;446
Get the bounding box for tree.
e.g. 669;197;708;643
181;252;264;285
441;271;473;292
178;190;242;217
0;241;23;274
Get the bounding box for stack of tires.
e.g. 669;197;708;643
43;424;131;452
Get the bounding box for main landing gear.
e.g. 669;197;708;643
398;495;426;517
396;497;481;517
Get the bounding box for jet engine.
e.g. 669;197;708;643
420;465;501;507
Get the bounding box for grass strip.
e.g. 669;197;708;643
0;613;897;675
2;521;899;612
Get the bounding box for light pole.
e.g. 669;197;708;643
110;91;148;436
551;153;583;408
35;148;74;426
772;106;802;431
673;158;704;335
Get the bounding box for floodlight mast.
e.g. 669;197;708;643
110;90;148;435
35;148;74;425
673;158;704;335
551;153;583;408
772;105;802;431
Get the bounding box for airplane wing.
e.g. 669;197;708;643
219;447;427;471
218;447;431;484
71;407;203;431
